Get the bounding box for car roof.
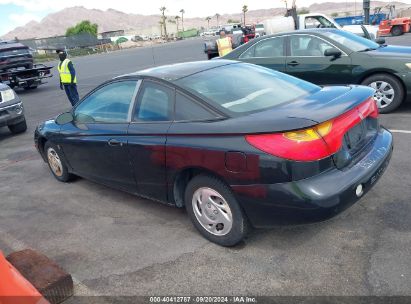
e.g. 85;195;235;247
254;28;340;40
0;41;28;51
121;60;239;81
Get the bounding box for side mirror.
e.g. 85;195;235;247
55;112;74;125
375;38;386;45
324;48;342;58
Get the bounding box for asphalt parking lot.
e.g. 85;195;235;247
1;35;411;298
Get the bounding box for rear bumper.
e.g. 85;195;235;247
0;101;25;127
232;128;393;228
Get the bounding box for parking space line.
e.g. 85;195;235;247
390;129;411;134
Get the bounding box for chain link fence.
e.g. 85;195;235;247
18;33;116;62
19;33;107;52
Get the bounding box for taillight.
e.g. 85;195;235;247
245;97;378;162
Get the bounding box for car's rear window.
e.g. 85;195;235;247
0;48;30;57
175;63;320;115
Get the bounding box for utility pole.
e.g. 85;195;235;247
363;0;371;25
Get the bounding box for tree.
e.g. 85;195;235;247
331;12;339;17
160;7;168;38
175;15;180;32
65;20;98;37
158;21;164;37
115;37;128;44
242;5;248;26
227;19;240;24
180;9;185;32
205;16;212;29
215;13;221;27
297;8;310;14
345;11;350;16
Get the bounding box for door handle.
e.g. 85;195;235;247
287;61;300;66
108;139;123;147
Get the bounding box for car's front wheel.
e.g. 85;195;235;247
361;73;404;113
185;175;248;246
44;142;73;182
8;119;27;134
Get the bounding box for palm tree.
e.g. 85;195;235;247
180;9;185;32
242;5;248;26
215;13;221;27
160;6;167;38
168;19;176;37
175;15;180;32
205;16;212;30
158;21;164;37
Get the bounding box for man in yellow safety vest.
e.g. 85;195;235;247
216;31;233;57
57;50;79;106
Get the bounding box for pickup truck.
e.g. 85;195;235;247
263;13;379;39
0;40;52;90
0;83;26;134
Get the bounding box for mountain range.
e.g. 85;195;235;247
2;1;410;39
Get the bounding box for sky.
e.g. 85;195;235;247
1;0;411;36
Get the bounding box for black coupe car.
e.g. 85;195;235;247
35;61;393;246
223;29;411;113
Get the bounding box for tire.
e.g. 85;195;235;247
184;175;248;246
23;80;38;90
361;73;404;113
24;86;38;90
44;142;73;182
8;119;27;134
391;26;403;36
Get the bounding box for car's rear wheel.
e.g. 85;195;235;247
391;25;403;36
24;81;38;90
361;74;404;113
8;119;27;134
185;175;248;246
44;142;73;182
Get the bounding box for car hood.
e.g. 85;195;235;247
367;45;411;58
169;85;374;135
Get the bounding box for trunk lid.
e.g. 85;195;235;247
271;85;375;124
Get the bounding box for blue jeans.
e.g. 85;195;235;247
64;84;79;106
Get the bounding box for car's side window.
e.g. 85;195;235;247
134;81;174;122
290;35;334;57
74;81;137;124
175;92;217;121
240;37;285;58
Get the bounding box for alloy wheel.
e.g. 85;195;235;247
369;81;395;109
47;147;63;177
192;187;233;236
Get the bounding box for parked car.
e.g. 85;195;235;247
35;60;393;246
0;41;52;90
0;41;33;71
223;28;411;113
0;83;27;134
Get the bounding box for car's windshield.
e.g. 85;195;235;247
175;63;320;115
322;30;380;52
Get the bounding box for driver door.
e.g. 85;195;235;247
58;80;139;192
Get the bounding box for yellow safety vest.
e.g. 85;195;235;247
58;59;77;84
217;37;233;57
